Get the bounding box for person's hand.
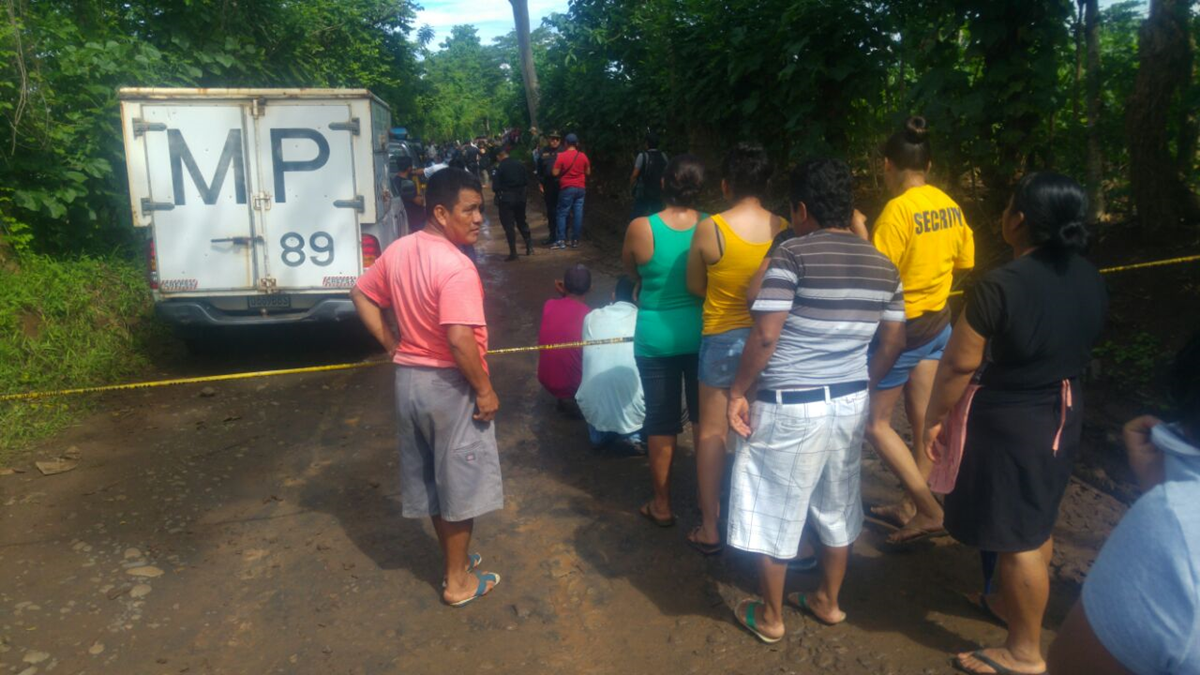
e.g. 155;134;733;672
538;183;545;194
1124;415;1165;491
923;422;944;464
474;387;500;422
728;393;752;438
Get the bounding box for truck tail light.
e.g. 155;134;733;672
146;239;159;290
361;234;381;268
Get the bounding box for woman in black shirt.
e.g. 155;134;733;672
922;173;1107;675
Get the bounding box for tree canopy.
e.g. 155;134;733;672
3;0;1198;255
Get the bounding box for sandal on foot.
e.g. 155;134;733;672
442;553;483;588
446;570;501;608
952;651;1045;675
639;502;675;528
868;504;913;528
733;600;783;644
787;592;844;626
686;527;724;555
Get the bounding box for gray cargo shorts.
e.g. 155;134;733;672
395;365;504;521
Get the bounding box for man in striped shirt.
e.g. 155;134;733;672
725;158;907;644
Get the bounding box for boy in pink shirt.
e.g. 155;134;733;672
352;168;503;608
537;265;592;413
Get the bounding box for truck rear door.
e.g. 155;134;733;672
254;103;362;292
135;103;257;293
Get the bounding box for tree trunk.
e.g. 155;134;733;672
508;0;540;131
1085;0;1105;220
1126;0;1200;233
1074;1;1084;122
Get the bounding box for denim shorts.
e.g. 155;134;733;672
875;324;952;390
698;328;751;388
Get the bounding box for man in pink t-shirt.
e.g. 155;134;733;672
537;265;592;410
352;168;503;608
551;133;591;249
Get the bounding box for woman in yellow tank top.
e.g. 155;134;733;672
684;144;785;554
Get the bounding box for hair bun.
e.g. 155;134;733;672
1055;220;1090;252
904;116;929;143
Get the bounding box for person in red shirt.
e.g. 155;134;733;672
537;264;592;415
551;133;591;249
351;168;503;608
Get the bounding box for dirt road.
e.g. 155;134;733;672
0;193;1128;674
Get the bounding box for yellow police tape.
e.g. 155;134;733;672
2;254;1198;403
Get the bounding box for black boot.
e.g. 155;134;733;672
505;248;519;262
524;237;534;256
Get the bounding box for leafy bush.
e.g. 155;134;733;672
0;254;163;459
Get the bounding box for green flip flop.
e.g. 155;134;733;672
787;592;845;626
734;600;783;644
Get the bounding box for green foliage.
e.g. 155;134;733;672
1092;331;1163;393
414;25;520;141
0;254;165;458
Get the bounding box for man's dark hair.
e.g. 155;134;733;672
615;275;636;303
661;154;705;209
1171;331;1200;439
563;264;592;295
721;143;772;201
789;158;853;229
424;168;482;221
645;131;659;149
394;156;414;173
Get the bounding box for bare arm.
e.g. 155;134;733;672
868;320;906;388
728;311;788;438
446;324;499;422
851;209;869;241
745;258;771;312
1047;602;1135;675
622;217;651;288
351;287;397;354
686;219;714;298
921;315;986;459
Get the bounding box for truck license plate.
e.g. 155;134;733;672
248;295;291;309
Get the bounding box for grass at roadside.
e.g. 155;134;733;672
0;253;164;463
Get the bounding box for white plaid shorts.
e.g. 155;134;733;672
726;389;868;558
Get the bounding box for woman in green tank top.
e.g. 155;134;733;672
622;154;707;528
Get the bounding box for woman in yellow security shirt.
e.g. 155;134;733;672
865;116;975;546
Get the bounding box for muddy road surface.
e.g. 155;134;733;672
1;194;1127;674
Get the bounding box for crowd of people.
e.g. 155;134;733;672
356;116;1199;675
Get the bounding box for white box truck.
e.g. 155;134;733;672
118;88;405;330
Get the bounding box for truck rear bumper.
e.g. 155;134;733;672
156;297;359;327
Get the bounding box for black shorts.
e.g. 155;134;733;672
635;353;699;437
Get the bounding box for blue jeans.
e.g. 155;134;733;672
588;423;644;449
556;187;585;242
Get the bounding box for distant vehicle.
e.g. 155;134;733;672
118;88;407;337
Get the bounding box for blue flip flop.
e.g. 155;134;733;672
448;570;501;608
441;553;483;588
734;600;783;644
